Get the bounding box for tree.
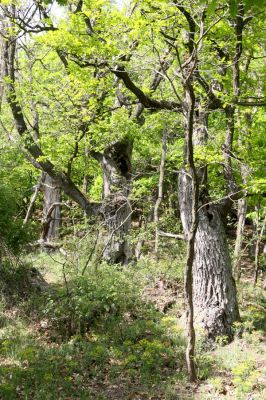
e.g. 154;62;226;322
1;1;265;346
104;0;266;339
100;0;241;339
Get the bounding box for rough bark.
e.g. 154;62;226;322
193;205;239;338
41;173;61;243
178;107;239;340
100;139;133;264
179;171;239;339
182;82;198;382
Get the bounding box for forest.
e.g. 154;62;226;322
0;0;265;399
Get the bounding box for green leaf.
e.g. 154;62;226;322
229;0;238;17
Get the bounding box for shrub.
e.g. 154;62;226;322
0;185;36;253
43;264;145;337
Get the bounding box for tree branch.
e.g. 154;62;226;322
3;34;94;215
110;65;182;111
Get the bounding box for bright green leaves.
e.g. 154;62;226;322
89;172;103;201
132;175;158;199
131;111;180;201
1;0;265;217
91;108;138;154
248;178;266;196
246;113;266;197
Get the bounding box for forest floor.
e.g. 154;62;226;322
0;252;265;400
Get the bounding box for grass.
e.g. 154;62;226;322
0;252;265;399
0;255;190;399
194;282;266;400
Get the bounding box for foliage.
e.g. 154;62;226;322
0;251;266;399
0;0;266;396
0;260;188;399
0;141;37;251
0;184;35;252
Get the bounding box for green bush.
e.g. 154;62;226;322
0;185;36;253
43;264;145;337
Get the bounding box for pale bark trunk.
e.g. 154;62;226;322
0;33;5;110
41;173;61;243
134;208;154;260
135;239;144;260
193;205;239;338
234;194;247;281
100;139;132;264
254;208;266;286
234;112;251;280
154;131;167;259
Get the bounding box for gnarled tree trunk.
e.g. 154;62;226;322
100;139;132;264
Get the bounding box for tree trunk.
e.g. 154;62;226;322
254;207;266;286
234;196;247;281
234;112;251;280
179;171;239;339
194;205;239;339
182;82;198;383
178;106;239;340
100;139;132;264
154;131;167;259
41;173;61;243
0;32;5;110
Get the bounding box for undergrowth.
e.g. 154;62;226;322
1;251;265;400
0;257;189;400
